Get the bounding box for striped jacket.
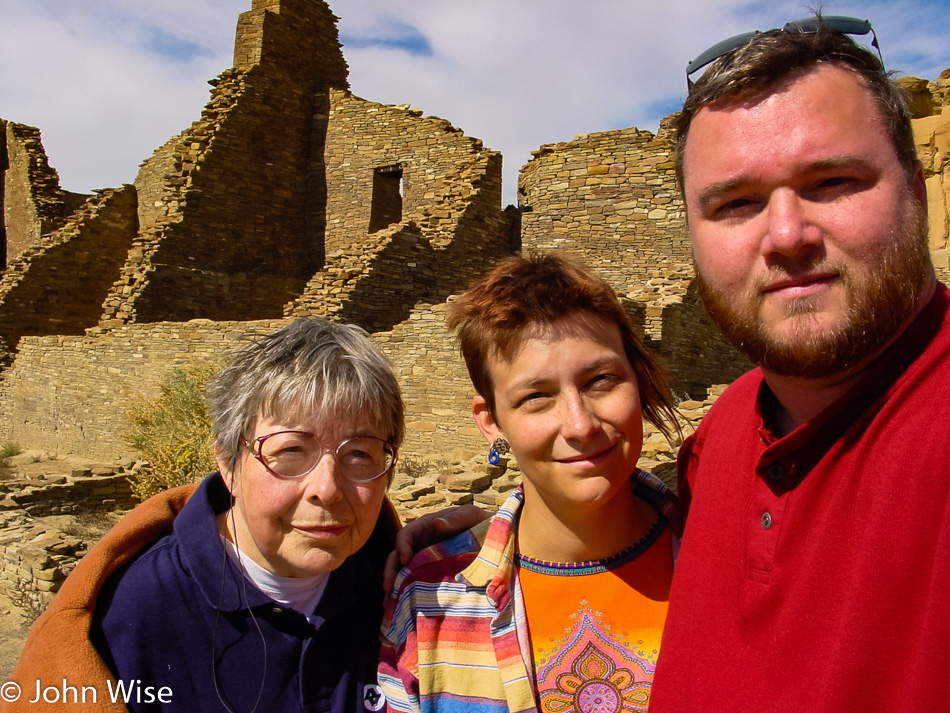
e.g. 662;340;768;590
378;469;678;713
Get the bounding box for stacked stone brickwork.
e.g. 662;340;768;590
0;517;85;609
1;121;89;266
1;472;135;518
626;267;752;398
376;302;484;460
906;75;950;283
0;311;486;464
98;0;349;326
518;119;688;285
0;186;137;358
517;119;750;396
0;470;135;608
288;90;508;331
0;320;280;459
1;0;949;482
322;92;504;254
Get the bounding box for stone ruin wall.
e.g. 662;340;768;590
1;0;950;487
98;0;350;327
517;119;751;397
519;120;689;283
0;314;482;464
1;121;89;267
287;90;508;332
1;471;138;608
0;186;137;357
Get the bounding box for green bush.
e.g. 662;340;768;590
124;362;220;501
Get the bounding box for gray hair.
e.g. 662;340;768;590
207;318;405;463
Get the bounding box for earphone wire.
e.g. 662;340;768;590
211;452;268;713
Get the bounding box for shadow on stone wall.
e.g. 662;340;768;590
0;186;138;352
658;279;751;400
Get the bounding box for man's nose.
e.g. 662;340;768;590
762;189;822;257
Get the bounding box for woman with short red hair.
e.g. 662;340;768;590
379;251;681;713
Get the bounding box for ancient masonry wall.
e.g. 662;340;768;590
1;121;88;266
518;119;688;284
517;119;751;397
0;471;136;608
98;0;349;326
0;320;280;460
910;75;950;284
0;311;484;464
0;186;137;358
287;91;509;332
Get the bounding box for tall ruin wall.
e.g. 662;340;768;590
1;0;949;468
518;119;689;284
1;121;88;267
0;186;137;358
287;90;509;332
98;0;349;326
0;321;281;460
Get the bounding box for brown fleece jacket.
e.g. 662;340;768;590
2;484;198;713
2;484;402;713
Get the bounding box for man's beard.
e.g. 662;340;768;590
695;201;932;378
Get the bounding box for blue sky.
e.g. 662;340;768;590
3;0;950;206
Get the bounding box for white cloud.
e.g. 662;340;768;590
2;0;948;204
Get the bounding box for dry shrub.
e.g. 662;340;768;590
0;441;21;480
124;362;219;501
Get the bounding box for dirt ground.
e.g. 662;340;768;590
0;591;30;681
0;450;131;682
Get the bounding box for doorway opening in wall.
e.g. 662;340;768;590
369;164;403;233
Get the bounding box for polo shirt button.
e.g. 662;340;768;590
766;463;784;481
272;606;283;614
762;512;772;530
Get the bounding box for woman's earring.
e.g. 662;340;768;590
488;438;510;465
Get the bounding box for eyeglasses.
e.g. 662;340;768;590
241;431;397;483
686;15;883;88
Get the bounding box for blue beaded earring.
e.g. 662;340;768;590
488;438;510;465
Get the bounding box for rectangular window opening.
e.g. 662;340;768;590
369;164;404;233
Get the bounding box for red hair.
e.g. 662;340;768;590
448;251;679;441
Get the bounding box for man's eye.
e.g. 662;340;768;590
812;176;858;194
715;197;758;215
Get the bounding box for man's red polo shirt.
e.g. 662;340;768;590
651;283;950;713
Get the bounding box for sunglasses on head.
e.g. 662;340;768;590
686;15;883;88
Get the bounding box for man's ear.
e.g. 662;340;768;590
472;395;505;446
912;160;928;211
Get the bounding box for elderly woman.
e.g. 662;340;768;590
8;318;403;713
379;252;680;713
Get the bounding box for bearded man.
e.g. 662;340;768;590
650;17;950;713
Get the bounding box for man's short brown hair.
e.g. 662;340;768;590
676;17;917;196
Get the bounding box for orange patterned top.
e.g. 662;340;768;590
518;526;673;713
